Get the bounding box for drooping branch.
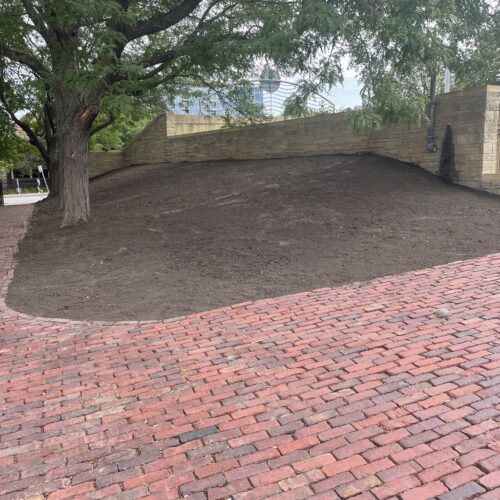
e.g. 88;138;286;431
196;76;264;120
43;103;56;149
100;1;239;91
130;28;256;95
144;49;177;69
89;112;116;136
45;98;56;134
141;0;241;67
0;42;49;78
20;0;53;44
0;94;49;164
142;29;250;75
123;0;203;41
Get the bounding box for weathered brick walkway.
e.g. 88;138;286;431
1;205;500;500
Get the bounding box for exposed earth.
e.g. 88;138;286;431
7;154;500;321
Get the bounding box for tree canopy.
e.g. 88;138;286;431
0;0;497;225
0;118;38;174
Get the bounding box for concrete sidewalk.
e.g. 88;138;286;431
3;192;48;205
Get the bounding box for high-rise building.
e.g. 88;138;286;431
172;86;263;116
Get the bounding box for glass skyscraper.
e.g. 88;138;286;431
172;86;264;116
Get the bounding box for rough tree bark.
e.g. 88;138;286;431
47;149;59;197
59;127;90;226
55;92;97;226
43;102;59;196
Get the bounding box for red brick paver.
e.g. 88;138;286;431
1;205;499;499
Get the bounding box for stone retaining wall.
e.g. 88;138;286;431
90;86;500;194
89;114;224;177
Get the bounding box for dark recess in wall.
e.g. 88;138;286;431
439;124;457;182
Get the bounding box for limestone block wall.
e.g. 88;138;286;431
89;85;500;195
90;113;225;177
166;114;225;136
88;151;124;178
354;86;494;186
164;85;500;195
470;85;499;193
483;86;500;177
122;113;168;168
89;114;168;177
165;113;366;162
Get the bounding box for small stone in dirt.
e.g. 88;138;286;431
435;308;450;320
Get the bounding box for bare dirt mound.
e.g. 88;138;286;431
7;154;500;321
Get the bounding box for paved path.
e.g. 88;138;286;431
3;193;49;205
1;205;499;500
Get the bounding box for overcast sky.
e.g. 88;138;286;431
327;76;362;109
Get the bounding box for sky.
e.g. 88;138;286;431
280;56;363;110
327;77;362;109
322;57;363;109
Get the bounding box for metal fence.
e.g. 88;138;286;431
5;178;47;193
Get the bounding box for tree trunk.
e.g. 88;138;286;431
43;103;59;197
45;139;59;198
48;156;60;197
59;124;91;226
55;91;97;226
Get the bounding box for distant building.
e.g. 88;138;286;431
172;86;264;116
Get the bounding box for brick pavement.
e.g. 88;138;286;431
0;205;499;499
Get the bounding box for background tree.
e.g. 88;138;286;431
453;8;499;88
91;92;165;151
0;0;496;225
0;62;52;177
344;0;498;129
0;114;39;174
